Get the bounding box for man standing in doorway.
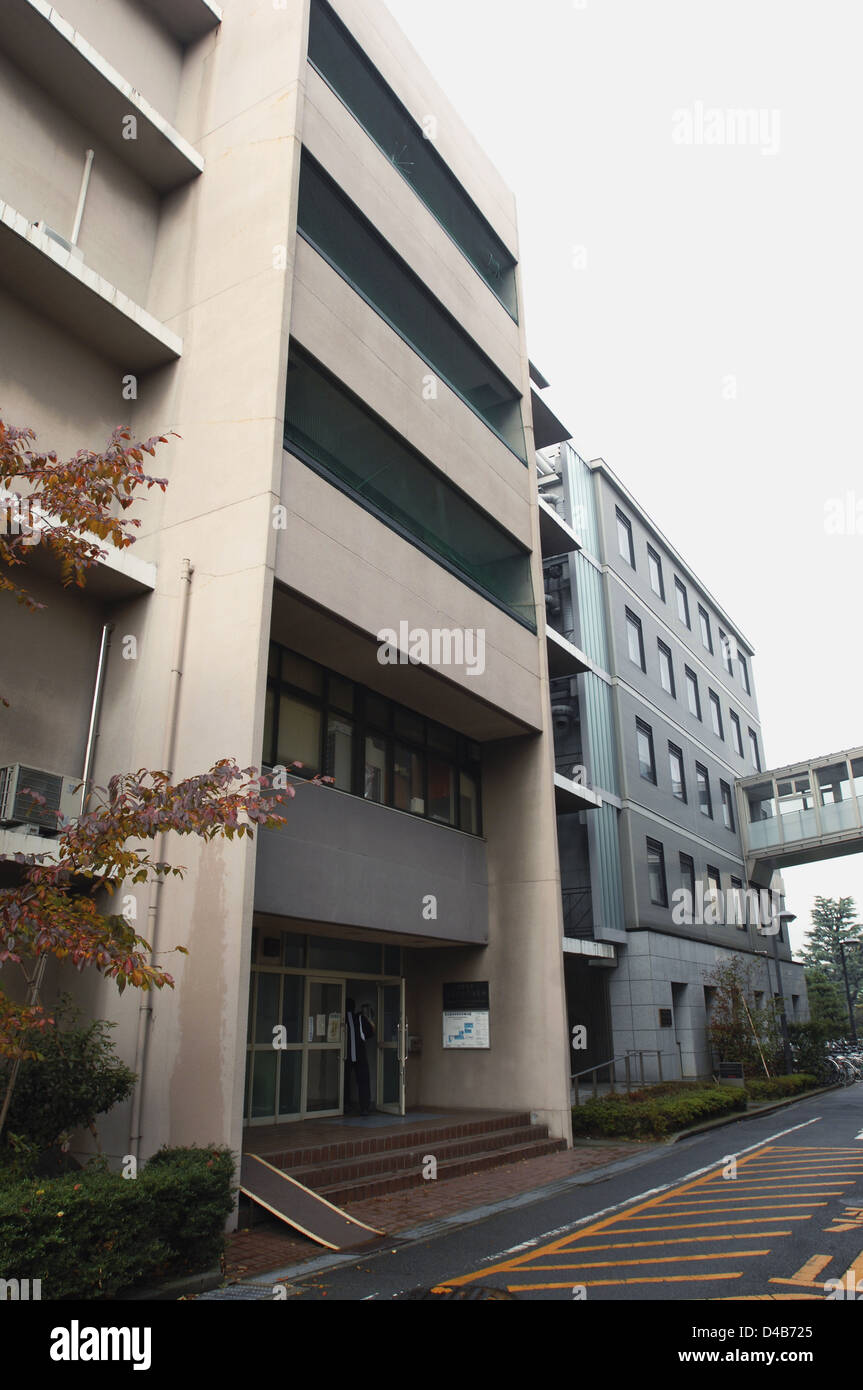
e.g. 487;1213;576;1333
345;997;375;1116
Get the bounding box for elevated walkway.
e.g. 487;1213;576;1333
737;746;863;879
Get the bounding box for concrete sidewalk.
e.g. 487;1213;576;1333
225;1139;644;1283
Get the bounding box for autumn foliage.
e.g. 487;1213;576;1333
0;415;297;1065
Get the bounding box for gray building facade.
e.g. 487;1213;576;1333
538;440;808;1081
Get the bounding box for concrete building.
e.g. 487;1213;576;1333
0;0;595;1180
535;439;809;1082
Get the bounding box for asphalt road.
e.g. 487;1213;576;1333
280;1084;863;1302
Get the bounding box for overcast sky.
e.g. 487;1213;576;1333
384;0;863;956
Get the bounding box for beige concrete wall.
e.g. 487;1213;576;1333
290;243;531;538
276;454;544;732
51;0;185;125
398;252;572;1140
2;0;572;1165
0;51;160;305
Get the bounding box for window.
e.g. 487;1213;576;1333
647;838;668;907
284;345;536;628
698;605;713;654
675;577;690;628
658;640;675;697
668;743;687;801
721;780;735;830
696;763;712;817
719;630;734;674
730;710;744;757
749;728;762;771
307;0;518;319
626;609;645;670
709;690;724;740
729;877;745;928
647;545;665;600
706;866;723;921
296;152;526;460
685;667;701;720
739;653;751;694
679;853;696;906
636;719;656;783
264;641;482;834
617;510;635;567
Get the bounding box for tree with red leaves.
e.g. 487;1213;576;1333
0;416;297;1133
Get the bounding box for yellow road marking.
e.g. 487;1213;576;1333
769;1253;834;1289
840;1248;863;1285
434;1143;855;1292
613;1218;809;1232
716;1293;819;1301
535;1233;791;1253
515;1250;770;1272
507;1273;743;1291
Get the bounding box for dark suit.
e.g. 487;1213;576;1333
344;1009;375;1114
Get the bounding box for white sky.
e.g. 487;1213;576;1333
383;0;863;957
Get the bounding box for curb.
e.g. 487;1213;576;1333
670;1083;842;1142
122;1266;224;1302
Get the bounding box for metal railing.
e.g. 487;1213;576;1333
571;1049;671;1105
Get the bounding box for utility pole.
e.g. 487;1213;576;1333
765;873;795;1075
837;938;860;1045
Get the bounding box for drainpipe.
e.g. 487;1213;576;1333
129;559;194;1163
70;149;94;247
80;622;114;815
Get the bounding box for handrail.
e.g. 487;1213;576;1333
571;1052;630;1082
571;1048;671;1102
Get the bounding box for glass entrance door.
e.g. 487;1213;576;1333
304;978;345;1115
377;980;406;1115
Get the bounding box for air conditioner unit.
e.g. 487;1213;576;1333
0;764;80;831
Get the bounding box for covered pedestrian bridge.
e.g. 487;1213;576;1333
737;745;863;882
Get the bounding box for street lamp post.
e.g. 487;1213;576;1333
837;939;861;1045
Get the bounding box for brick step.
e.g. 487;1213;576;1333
317;1137;567;1206
291;1123;552;1189
251;1111;533;1170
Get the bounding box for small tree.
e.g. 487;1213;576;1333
0;415;308;1139
704;957;782;1077
0;996;137;1172
804;966;849;1037
800;896;862;1037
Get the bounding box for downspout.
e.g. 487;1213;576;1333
129;559;194;1163
80;622;114;815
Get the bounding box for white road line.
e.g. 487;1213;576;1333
856;1129;863;1141
480;1116;823;1267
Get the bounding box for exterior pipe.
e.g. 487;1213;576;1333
129;559;194;1163
80;622;114;816
70;149;94;247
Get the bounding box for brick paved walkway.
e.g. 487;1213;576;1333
225;1140;643;1281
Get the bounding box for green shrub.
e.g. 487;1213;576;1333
571;1086;746;1139
743;1074;818;1102
0;999;136;1170
0;1145;235;1299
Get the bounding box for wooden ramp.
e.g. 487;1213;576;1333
240;1153;386;1252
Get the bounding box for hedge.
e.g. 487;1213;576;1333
0;1145;235;1300
571;1086;747;1139
743;1074;818;1102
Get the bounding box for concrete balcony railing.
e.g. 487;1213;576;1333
1;0;205;193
